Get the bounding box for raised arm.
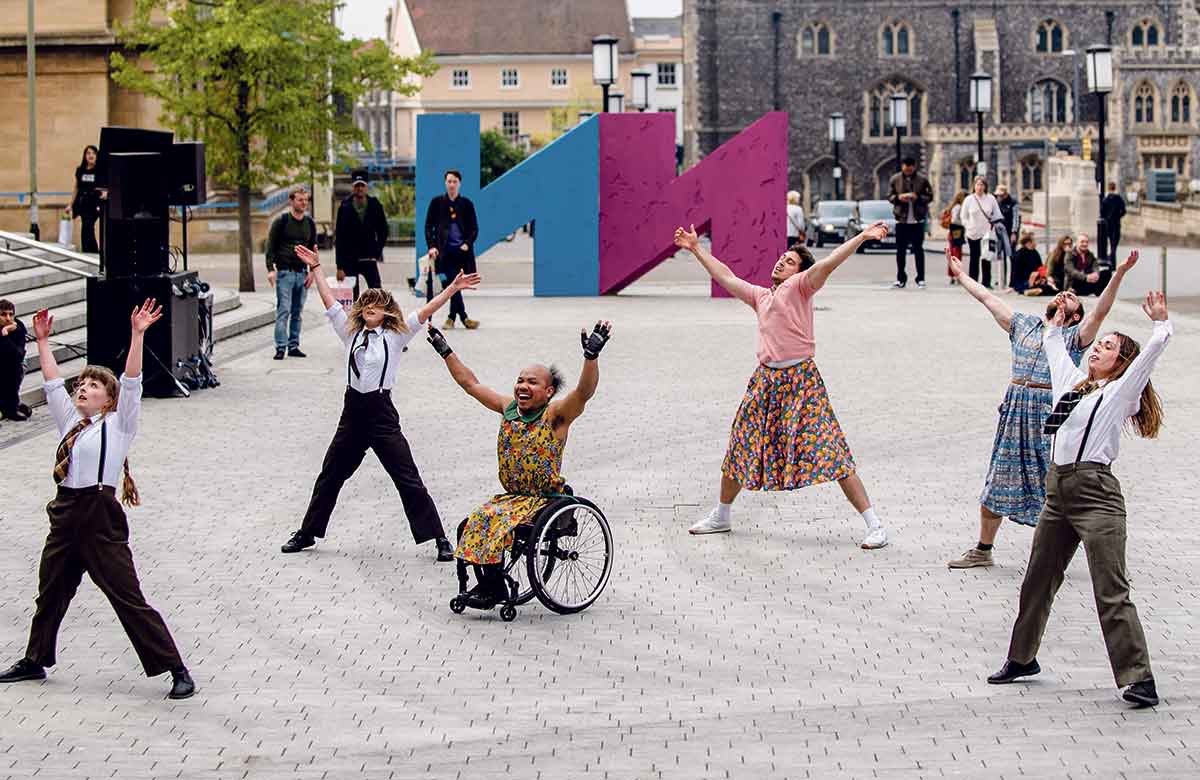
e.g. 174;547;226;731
947;250;1012;332
553;321;611;426
1112;292;1172;413
294;245;338;310
1078;250;1138;346
417;270;481;324
33;308;59;382
1044;297;1088;399
426;325;509;413
806;221;888;292
672;224;757;302
124;298;163;380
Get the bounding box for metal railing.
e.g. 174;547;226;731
0;230;98;278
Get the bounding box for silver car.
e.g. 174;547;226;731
849;200;898;252
807;200;856;248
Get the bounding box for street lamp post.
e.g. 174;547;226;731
1086;45;1114;261
828;112;845;200
890;93;908;173
969;70;992;180
592;35;619;113
606;90;625;114
26;0;38;240
631;69;652;112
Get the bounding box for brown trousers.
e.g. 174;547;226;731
25;486;184;677
1007;462;1153;687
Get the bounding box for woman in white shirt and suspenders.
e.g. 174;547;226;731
279;245;480;562
989;291;1172;708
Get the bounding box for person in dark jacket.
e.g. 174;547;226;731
1009;231;1042;294
1065;233;1110;297
66;145;104;254
424;170;480;329
0;299;31;421
886;157;933;289
335;171;390;299
1101;182;1127;266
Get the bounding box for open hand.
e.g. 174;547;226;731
450;271;482;292
294;245;320;268
130;298;163;333
1117;250;1139;274
32;309;52;342
581;320;613;360
1141;291;1168;321
862;221;889;242
673;224;700;252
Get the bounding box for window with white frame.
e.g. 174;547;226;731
1133;82;1158;126
550;68;568;87
866;80;923;138
657;62;677;87
502;111;520;141
798;23;833;57
501;68;519;88
1131;18;1162;48
1027;79;1070;124
880;20;913;57
1035;19;1066;53
451;69;470;88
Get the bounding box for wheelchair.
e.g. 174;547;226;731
449;490;613;621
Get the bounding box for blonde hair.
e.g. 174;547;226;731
348;288;409;334
76;365;141;507
787;190;801;205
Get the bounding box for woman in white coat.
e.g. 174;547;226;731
960;176;1004;288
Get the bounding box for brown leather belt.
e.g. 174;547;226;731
1011;379;1052;389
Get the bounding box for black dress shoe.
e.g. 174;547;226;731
281;530;316;553
435;537;454;562
987;658;1041;684
273;349;285;360
288;348;307;358
0;658;46;683
1123;678;1159;707
168;668;196;700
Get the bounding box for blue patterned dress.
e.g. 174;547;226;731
980;313;1085;526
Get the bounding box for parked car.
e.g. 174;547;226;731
807;200;856;247
849;200;898;252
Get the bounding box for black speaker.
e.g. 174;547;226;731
103;152;169;277
168;142;207;206
86;272;202;398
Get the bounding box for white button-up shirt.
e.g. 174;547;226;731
326;305;424;392
44;373;142;488
1045;320;1173;466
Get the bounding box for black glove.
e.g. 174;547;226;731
580;321;611;361
426;325;453;358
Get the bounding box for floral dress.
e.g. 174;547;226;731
981;313;1084;526
455;401;567;565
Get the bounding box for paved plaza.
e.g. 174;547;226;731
1;263;1198;779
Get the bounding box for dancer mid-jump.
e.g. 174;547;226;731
676;223;892;549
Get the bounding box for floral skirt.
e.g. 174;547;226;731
455;493;551;565
722;361;856;491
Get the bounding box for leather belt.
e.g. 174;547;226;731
1011;379;1052;389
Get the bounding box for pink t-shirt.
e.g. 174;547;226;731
735;272;817;364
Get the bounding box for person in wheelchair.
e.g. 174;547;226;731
425;319;612;610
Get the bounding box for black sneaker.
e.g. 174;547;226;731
281;530;316;553
273;349;285;360
987;658;1041;684
0;658;46;683
891;281;906;289
1122;679;1159;707
288;348;307;358
435;537;454;562
168;668;196;700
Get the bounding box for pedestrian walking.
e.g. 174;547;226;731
676;222;893;550
989;290;1172;709
887;157;933;289
335;170;390;299
424;170;480;329
786;190;806;246
265;185;318;360
278;245;481;562
66;145;104;254
1101;183;1127;266
0;301;195;700
961;176;1004;288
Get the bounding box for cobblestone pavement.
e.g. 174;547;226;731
0;271;1197;779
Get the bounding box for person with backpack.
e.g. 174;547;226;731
265;185;319;361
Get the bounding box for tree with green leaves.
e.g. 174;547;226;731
479;129;527;187
111;0;435;292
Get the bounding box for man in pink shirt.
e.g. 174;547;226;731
673;221;892;549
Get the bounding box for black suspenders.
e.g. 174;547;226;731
378;336;389;392
1073;392;1103;465
97;418;108;488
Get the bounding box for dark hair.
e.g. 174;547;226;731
78;144;99;171
901;156;917;167
786;242;816;271
0;298;13;313
444;169;462;182
547;364;564;396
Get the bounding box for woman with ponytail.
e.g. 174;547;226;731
0;300;195;700
989;291;1172;708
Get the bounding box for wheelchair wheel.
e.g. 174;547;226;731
527;501;613;615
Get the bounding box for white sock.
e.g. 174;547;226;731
862;507;882;529
717;502;732;522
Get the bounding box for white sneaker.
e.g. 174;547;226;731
861;526;889;549
688;507;731;535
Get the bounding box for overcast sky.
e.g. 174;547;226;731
339;0;682;40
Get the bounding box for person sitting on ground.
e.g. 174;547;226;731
1009;231;1042;294
0;299;31;421
1065;234;1110;297
426;319;613;609
1044;235;1074;292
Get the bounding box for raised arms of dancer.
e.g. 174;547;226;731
1076;251;1138;346
416;271;481;324
1109;292;1171;413
124;298;162;380
672;225;757;300
946;250;1012;332
1045;296;1091;399
552;321;612;426
805;222;889;291
32;309;59;382
425;326;510;413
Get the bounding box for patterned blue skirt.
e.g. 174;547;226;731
980;384;1053;526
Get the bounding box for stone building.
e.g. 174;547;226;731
684;0;1200;212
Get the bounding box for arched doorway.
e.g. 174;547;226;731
805;157;838;211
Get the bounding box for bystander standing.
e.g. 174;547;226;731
265;185;318;360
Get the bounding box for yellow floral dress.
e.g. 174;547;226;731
455;401;567;565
